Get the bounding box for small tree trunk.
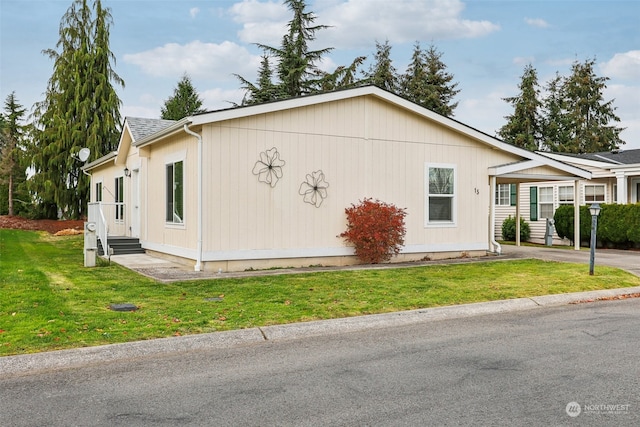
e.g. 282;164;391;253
8;173;14;216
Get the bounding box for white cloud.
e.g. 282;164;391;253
228;0;499;49
201;87;247;110
600;50;640;81
190;7;200;19
524;17;549;28
318;0;500;48
230;0;289;45
123;41;261;81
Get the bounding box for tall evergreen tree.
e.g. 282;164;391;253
558;59;625;153
364;40;398;92
31;0;123;219
400;42;459;116
235;54;279;106
498;64;542;151
313;56;367;92
257;0;333;98
0;92;29;216
422;44;459;116
161;73;206;120
541;73;572;152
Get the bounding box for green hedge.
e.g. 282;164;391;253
554;204;640;248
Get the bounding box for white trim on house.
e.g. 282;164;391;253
141;241;489;263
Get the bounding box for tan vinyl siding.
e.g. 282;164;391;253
199;96;519;254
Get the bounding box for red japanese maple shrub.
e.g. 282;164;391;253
339;198;407;264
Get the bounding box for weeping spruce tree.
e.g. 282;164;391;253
31;0;123;219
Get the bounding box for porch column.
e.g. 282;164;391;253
574;179;580;251
615;171;627;204
515;183;521;246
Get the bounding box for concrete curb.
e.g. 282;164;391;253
3;286;640;377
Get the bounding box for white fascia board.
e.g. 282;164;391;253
488;160;543;176
537;151;614;168
495;173;582;182
82;151;117;172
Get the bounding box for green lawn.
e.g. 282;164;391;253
2;229;639;356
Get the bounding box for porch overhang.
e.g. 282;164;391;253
488;159;592;182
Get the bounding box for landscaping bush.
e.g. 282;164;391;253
555;203;640;248
501;215;530;241
339;198;407;264
553;205;591;244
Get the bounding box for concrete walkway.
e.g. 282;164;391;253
109;244;640;282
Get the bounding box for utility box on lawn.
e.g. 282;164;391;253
544;218;555;246
84;221;97;267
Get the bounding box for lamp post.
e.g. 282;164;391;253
589;203;601;275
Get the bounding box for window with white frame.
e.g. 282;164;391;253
115;176;124;222
95;182;103;202
584;184;605;203
558;185;574;205
539;186;554;219
495;184;510;206
166;160;184;224
426;165;455;224
613;184;617;203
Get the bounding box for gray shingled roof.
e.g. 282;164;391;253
569;149;640;165
126;117;176;141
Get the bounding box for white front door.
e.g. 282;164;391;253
131;169;140;238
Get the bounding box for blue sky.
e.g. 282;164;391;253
1;0;639;149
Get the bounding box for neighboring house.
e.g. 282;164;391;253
494;149;640;244
83;86;590;272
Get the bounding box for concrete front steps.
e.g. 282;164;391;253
98;236;145;256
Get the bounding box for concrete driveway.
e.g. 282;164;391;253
502;245;640;277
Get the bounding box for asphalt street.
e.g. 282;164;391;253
2;297;640;426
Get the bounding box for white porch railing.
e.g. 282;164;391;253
88;202;126;257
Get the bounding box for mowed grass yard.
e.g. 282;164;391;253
2;229;640;356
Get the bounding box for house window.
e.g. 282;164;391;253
95;182;103;202
426;165;455;224
613;184;617;203
584;184;605;203
558;186;574;205
166;160;184;224
115;176;124;222
539;186;554;219
495;184;510;206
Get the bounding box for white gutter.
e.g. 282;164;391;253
489;176;502;255
183;123;203;271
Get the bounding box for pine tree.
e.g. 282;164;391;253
235;55;279;106
560;59;625;153
422;44;459;116
364;40;398;92
313;56;367;92
400;42;459;116
541;74;572;152
257;0;333;98
31;0;123;219
161;73;206;120
498;64;542;151
0;92;28;216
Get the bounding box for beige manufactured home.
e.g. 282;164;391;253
83;86;591;271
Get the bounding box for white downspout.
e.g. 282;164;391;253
490;176;502;255
184;124;203;271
